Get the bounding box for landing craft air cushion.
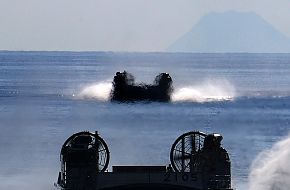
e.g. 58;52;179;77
55;131;233;190
110;71;173;102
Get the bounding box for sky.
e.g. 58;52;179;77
0;0;290;51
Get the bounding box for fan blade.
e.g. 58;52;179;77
173;154;191;160
181;137;187;171
173;149;191;155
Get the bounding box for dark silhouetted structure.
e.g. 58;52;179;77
111;71;173;102
56;131;233;190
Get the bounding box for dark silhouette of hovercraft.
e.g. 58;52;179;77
111;71;173;102
55;131;233;190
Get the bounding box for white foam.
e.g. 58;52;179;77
249;134;290;190
78;82;112;101
171;79;236;103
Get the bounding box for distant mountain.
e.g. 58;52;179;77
168;11;290;53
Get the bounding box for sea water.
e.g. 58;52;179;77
0;51;290;190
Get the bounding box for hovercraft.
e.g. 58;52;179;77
110;71;173;102
55;131;233;190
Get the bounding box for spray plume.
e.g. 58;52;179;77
171;79;236;103
77;79;236;103
249;134;290;190
78;82;112;101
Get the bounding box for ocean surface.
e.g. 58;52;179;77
0;51;290;190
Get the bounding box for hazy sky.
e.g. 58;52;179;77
0;0;290;51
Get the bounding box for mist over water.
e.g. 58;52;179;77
249;134;290;190
78;79;236;103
